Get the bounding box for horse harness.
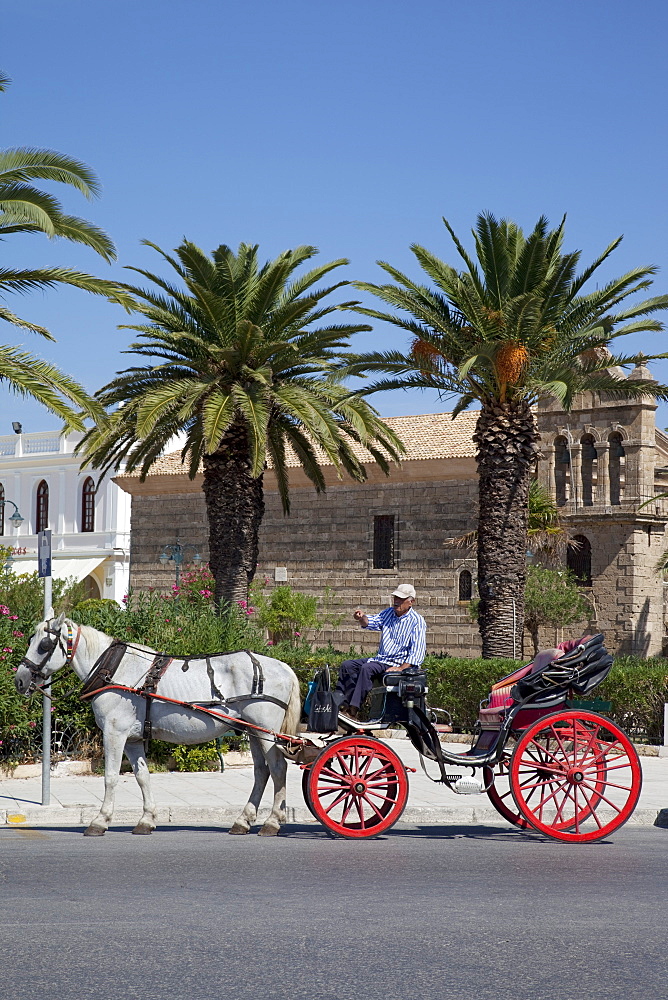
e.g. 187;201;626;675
20;620;82;691
78;644;290;742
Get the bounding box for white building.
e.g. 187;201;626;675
0;430;130;603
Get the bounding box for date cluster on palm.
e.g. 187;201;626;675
495;341;529;385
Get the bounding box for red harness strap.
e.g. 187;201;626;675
81;683;305;747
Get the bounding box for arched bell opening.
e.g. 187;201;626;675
554;436;570;506
580;434;598;506
608;432;626;505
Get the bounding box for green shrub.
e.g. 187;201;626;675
171;742;220;772
252;583;345;645
597;657;668;743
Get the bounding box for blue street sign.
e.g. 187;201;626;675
37;529;51;578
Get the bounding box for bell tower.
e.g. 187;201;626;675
536;361;668;655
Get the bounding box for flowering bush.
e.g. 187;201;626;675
0;569;91;763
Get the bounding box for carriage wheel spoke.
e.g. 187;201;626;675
324;788;350;814
578;781;623;813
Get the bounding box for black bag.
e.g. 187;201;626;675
307;666;341;733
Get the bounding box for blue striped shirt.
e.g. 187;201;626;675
363;606;427;667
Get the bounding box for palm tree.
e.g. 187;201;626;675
79;239;403;605
348;212;668;656
0;71;131;426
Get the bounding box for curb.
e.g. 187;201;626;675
1;804;665;830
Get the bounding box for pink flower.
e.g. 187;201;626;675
199;589;212;598
9;615;18;621
12;631;23;637
28;721;36;728
164;619;170;623
267;640;274;646
294;632;301;637
238;600;247;609
171;584;180;592
122;595;128;604
3;646;13;653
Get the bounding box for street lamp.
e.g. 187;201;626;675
158;537;202;588
0;498;24;531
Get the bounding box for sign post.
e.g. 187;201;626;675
38;529;52;806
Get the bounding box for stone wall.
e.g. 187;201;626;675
127;476;484;656
255;476;481;655
128;492;209;593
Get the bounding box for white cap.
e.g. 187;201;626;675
392;584;416;600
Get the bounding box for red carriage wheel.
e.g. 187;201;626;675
485;744;606;832
307;737;409;838
509;710;642;843
301;767;318;819
484;757;532;829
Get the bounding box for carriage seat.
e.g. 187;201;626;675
512;633;611;701
478;634;611;725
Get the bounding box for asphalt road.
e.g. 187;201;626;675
1;822;666;1000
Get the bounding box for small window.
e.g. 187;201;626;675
568;535;592;587
81;477;95;532
373;515;395;569
36;480;49;533
0;483;4;536
458;570;473;601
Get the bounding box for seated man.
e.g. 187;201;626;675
336;584;427;718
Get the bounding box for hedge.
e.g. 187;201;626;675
1;575;667;765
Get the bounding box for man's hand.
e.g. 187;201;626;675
353;609;369;628
385;662;412;672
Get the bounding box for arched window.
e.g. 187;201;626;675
567;535;592;587
81;477;95;532
554;436;570;506
608;432;625;505
458;569;473;601
0;482;4;536
580;434;597;506
36;480;49;533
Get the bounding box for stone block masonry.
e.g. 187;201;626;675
127;477;484;656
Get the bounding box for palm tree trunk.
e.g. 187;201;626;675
202;420;265;608
475;400;540;658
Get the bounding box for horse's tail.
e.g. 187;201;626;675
282;668;302;737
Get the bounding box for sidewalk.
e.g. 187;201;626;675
1;739;666;830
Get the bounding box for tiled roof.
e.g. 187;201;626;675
116;410;480;479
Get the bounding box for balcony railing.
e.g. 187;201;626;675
554;493;668;517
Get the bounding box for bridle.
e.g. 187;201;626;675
19;620;82;693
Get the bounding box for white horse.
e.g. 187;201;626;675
15;614;301;837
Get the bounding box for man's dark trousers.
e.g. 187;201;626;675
336;658;387;710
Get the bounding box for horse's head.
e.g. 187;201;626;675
15;613;74;695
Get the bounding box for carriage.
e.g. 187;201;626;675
295;632;642;843
15;620;642;842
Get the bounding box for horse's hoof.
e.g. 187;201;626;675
258;825;280;837
131;823;155;835
83;825;106;837
229;823;250;835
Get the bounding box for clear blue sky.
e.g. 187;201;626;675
3;0;668;432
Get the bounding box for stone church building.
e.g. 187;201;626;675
115;360;668;658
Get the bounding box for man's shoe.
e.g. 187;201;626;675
341;705;359;720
